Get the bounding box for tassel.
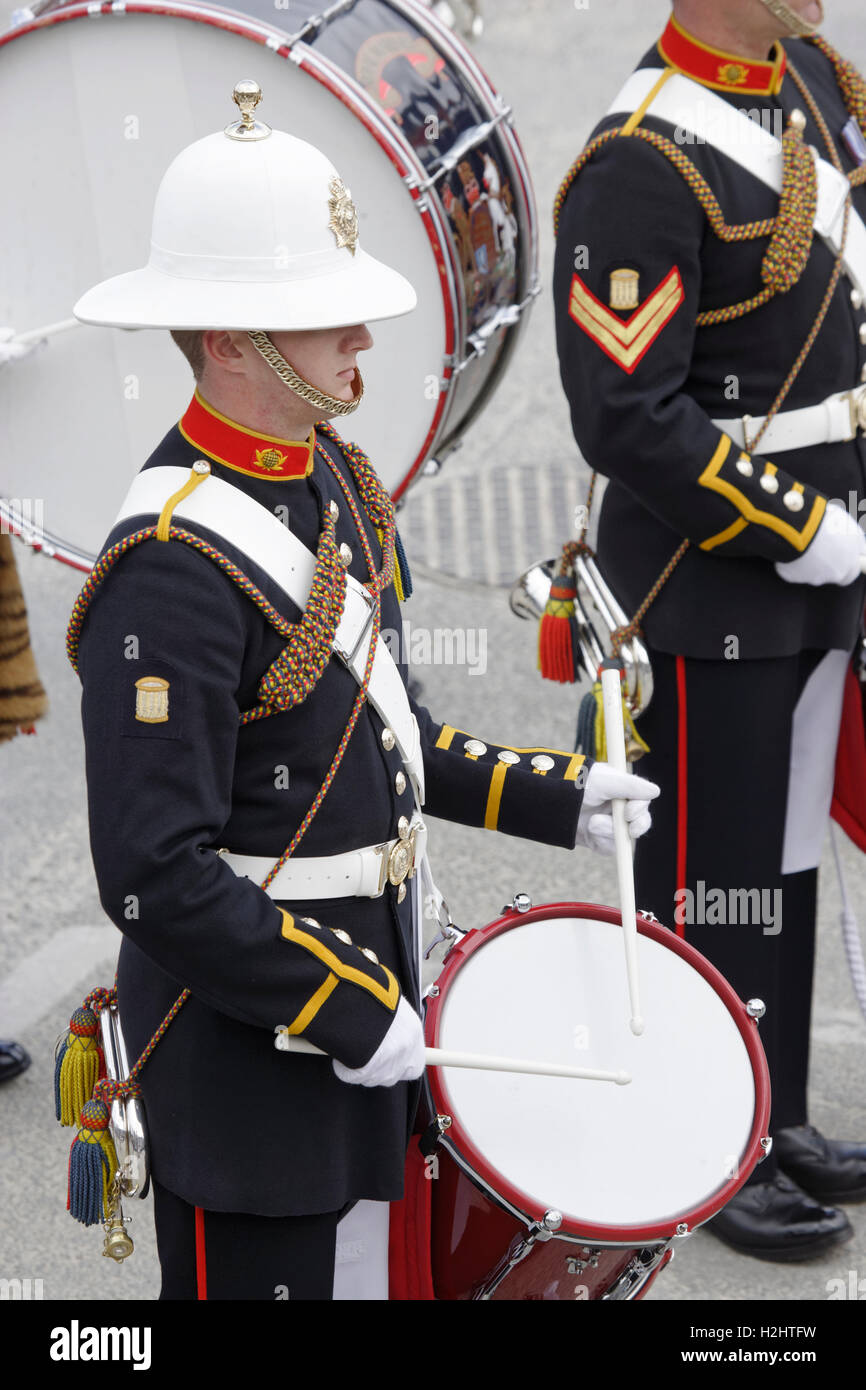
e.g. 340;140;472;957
575;670;651;761
576;681;605;757
394;528;413;601
376;526;413;601
56;1007;103;1128
67;1100;118;1226
538;573;578;683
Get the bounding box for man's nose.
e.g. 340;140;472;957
344;324;374;351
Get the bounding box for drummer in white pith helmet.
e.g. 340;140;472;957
66;79;659;1300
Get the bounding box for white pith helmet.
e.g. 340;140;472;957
73;80;417;331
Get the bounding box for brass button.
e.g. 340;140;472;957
759;471;779;494
859;324;866;345
783;489;804;512
531;754;555;771
300;916;321;929
851;289;863;311
736;455;753;477
397;816;410;840
193;459;211;475
330;927;353;945
397;883;407;903
395;771;407;794
381;727;396;751
463;739;487;757
498;750;520;765
360;947;379;965
339;543;353;567
789;108;806;132
329;500;339;520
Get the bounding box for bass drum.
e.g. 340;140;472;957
0;0;536;570
423;901;771;1300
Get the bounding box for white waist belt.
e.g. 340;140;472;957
220;817;427;900
114;465;424;807
713;385;866;452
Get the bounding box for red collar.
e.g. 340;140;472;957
658;15;786;96
179;391;315;481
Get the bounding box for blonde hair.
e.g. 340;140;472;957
169;330;206;381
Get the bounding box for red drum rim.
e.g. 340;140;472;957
0;0;459;502
424;900;772;1246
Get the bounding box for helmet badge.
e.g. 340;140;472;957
328;176;359;256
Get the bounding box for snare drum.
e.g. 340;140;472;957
423;901;771;1300
0;0;536;569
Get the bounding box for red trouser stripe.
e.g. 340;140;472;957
195;1206;207;1301
675;654;688;940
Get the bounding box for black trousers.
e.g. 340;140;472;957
153;1179;341;1300
631;649;830;1181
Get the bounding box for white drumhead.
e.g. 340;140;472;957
0;6;446;563
436;916;756;1231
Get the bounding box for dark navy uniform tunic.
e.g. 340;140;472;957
552;21;866;1151
554;29;866;661
76;392;586;1216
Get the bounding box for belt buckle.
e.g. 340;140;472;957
376;818;420;893
843;388;866;437
334;586;375;667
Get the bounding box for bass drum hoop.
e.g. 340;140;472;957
0;0;535;530
424;900;771;1247
395;0;539;478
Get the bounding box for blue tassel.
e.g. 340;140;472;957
395;529;413;600
67;1100;117;1226
575;687;600;757
53;1040;66;1122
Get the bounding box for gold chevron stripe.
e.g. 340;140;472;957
569;269;684;372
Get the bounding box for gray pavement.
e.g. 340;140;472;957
2;0;866;1308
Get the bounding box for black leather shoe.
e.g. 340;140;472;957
0;1040;30;1083
707;1173;853;1262
776;1124;866;1203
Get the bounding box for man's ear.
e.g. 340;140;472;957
201;330;249;374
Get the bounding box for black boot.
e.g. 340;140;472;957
707;1173;852;1261
775;1124;866;1203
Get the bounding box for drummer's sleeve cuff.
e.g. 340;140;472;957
423;725;585;847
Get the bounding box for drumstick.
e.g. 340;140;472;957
600;664;645;1036
11;317;82;346
276;1032;631;1085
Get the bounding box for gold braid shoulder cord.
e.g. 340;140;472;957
65;423;401;1111
553;38;858;659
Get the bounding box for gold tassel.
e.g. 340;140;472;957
55;1008;103;1128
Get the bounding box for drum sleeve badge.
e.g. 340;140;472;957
134;676;170;724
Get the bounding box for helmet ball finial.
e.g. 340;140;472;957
225;79;271;141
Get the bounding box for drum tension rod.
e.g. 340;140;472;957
410;104;513;194
285;0;358;48
451;287;541;374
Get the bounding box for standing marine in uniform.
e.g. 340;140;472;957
554;0;866;1260
68;82;658;1299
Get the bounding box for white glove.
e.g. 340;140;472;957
775;503;866;587
332;997;426;1088
576;762;660;856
